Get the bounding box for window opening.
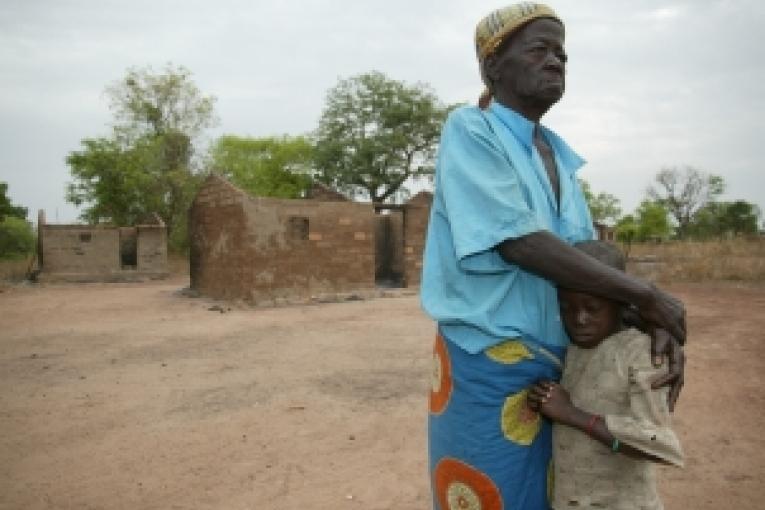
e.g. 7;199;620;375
287;216;309;241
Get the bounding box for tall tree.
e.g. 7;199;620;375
646;166;724;238
209;135;313;199
106;63;217;141
313;71;450;203
66;64;216;247
579;179;621;225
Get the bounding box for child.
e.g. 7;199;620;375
528;240;684;509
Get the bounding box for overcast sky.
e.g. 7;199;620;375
1;0;762;224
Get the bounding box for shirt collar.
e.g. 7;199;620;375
489;101;536;152
488;101;586;174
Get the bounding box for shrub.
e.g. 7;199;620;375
0;216;35;260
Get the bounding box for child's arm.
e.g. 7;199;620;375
528;381;682;465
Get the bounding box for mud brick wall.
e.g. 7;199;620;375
137;226;168;273
41;226;120;274
190;175;375;304
403;192;433;287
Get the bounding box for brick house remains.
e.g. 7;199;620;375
37;211;168;282
188;175;432;304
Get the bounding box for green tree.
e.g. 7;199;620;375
313;71;450;203
67;137;152;225
647;166;725;239
0;217;35;260
0;183;33;259
579;179;621;225
66;64;217;248
687;200;760;239
687;202;726;240
0;182;28;221
635;200;672;241
719;200;760;236
615;214;639;257
615;214;639;242
106;63;217;141
209;135;313;198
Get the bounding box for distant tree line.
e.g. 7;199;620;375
582;166;760;246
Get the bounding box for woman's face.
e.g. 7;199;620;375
486;18;567;109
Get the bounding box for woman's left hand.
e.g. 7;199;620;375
649;328;685;411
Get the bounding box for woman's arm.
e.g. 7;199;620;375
498;231;685;341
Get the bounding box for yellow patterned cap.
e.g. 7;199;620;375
475;2;561;60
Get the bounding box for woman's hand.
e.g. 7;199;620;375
649;328;686;411
624;289;687;412
527;380;576;425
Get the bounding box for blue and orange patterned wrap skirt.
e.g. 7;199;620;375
429;330;564;510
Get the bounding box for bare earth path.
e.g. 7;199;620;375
1;279;763;509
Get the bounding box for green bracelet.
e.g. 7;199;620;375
611;438;620;452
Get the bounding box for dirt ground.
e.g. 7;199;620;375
1;278;763;510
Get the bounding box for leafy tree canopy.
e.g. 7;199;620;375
721;200;760;236
209;135;313;199
0;183;33;259
579;179;622;225
106;63;217;141
647;166;725;238
0;182;28;221
67;64;216;249
634;200;672;241
0;216;35;260
615;214;639;245
688;200;760;239
66;133;199;230
313;71;450;203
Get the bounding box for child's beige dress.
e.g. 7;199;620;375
553;328;684;510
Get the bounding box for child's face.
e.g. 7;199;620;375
558;289;621;348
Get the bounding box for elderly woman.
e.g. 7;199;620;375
421;3;686;509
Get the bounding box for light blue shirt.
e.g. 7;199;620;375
421;102;595;354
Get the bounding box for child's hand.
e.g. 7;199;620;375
527;381;575;424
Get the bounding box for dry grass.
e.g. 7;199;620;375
625;238;765;282
0;256;34;284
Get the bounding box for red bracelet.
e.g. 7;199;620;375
585;414;602;437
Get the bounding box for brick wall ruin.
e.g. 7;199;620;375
189;175;433;304
402;191;432;287
189;175;376;304
37;211;168;282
